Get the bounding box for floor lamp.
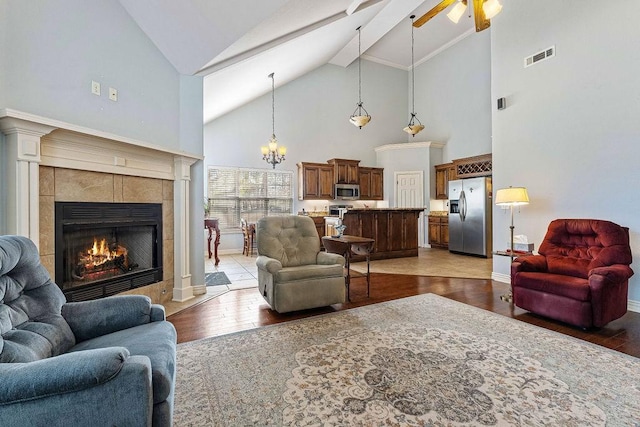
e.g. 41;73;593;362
495;186;530;302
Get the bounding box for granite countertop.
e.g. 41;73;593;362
298;211;329;217
346;207;427;211
429;211;448;217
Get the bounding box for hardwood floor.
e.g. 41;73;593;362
168;273;640;358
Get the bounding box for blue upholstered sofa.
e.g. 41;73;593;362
0;235;177;426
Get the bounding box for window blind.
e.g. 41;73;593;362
207;167;293;229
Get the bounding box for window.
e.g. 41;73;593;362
207;167;293;230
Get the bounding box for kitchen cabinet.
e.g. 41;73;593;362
358;167;384;200
434;163;456;200
341;208;422;261
297;162;334;200
310;216;326;248
428;215;449;249
328;159;360;184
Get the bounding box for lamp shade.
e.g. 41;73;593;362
495;187;529;206
483;0;503;19
447;1;467;23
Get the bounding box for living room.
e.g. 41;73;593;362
2;0;640;306
2;0;640;425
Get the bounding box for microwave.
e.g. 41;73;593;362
334;184;360;200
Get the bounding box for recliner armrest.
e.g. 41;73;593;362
317;252;345;266
589;264;634;284
62;295;155;342
512;254;548;274
150;304;166;322
0;347;143;404
256;255;282;274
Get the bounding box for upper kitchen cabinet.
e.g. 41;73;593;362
434;163;455;200
359;167;384;200
434;154;492;200
297;162;334;200
328;159;360;184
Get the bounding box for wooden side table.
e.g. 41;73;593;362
322;235;375;301
205;218;220;266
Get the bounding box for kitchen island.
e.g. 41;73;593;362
341;208;424;261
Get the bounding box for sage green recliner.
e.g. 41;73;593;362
256;216;346;313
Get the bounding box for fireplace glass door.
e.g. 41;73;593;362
55;202;163;301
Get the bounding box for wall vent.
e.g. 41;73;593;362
524;45;555;68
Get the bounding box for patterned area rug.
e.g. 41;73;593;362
174;294;640;426
204;271;231;286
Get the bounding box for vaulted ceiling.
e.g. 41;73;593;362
119;0;483;123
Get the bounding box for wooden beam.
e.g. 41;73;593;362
473;0;491;32
413;0;457;27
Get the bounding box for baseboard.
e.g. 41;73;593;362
491;272;510;283
492;272;640;313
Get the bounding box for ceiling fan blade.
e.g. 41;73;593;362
472;0;491;32
413;0;457;27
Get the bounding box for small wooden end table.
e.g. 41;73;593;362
322;235;375;301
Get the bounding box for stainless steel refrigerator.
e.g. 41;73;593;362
448;177;492;257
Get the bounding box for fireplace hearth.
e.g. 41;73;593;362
55;202;163;301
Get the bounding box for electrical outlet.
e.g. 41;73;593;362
109;87;118;101
91;80;101;96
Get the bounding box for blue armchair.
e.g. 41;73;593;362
0;235;177;426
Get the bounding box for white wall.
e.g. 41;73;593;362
1;0;205;287
491;0;640;301
0;0;6;109
1;0;185;150
412;29;492;162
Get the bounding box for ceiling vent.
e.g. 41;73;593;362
524;45;555;68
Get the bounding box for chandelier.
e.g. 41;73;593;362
261;72;286;168
403;15;425;137
349;26;371;129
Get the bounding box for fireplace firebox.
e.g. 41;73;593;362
55;202;163;301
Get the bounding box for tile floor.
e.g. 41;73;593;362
205;252;259;290
164;253;258;316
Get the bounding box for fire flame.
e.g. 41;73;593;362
82;238;127;268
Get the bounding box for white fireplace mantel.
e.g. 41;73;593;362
0;108;204;302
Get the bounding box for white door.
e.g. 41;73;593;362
396;172;423;208
395;171;426;246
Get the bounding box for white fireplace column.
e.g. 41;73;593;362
0;117;55;246
173;156;202;302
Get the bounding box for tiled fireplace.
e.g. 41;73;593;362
39;167;174;303
0;109;202;304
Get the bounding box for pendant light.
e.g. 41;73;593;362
403;15;425;137
349;26;371;129
261;72;286;169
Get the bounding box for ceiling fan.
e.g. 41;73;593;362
413;0;502;32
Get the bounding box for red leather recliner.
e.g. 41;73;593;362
512;219;634;328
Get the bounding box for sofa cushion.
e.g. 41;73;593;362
68;321;176;404
0;236;75;362
276;263;344;282
514;271;590;302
